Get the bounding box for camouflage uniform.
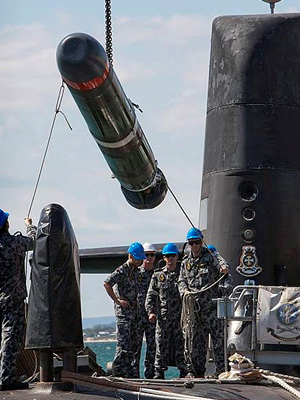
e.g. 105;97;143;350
0;226;36;385
104;262;141;378
178;247;232;376
136;266;156;378
146;266;185;375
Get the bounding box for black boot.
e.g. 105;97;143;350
179;369;186;378
145;372;155;379
1;381;29;391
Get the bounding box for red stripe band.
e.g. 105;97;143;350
63;63;110;91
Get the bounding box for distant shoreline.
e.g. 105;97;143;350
84;337;116;343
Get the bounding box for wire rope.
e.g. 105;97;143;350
27;82;71;218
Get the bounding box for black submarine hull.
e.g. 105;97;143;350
200;14;300;287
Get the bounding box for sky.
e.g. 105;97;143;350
1;0;299;318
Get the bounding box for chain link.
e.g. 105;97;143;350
105;0;113;67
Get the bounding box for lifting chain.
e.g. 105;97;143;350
105;0;113;67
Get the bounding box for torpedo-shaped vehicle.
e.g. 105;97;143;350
56;33;167;210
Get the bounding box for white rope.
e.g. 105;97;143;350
259;369;300;384
261;374;300;399
118;387;213;400
141;387;213;400
181;293;199;375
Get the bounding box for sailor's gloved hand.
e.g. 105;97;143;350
24;217;32;227
219;265;229;274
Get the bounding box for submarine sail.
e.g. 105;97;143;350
200;13;300;287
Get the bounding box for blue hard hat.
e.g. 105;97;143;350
186;227;203;240
0;209;9;229
127;242;146;260
162;243;179;255
207;244;217;253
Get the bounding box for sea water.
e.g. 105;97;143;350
85;341;179;379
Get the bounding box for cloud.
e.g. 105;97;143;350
104;15;211;145
112;13;211;84
156;88;206;136
0;174;28;188
0;24;58;112
115;14;212;46
114;56;154;83
56;12;72;28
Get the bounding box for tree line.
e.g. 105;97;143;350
83;322;116;337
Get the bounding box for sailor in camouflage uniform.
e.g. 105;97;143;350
136;242;157;379
178;228;232;378
146;243;186;379
104;242;146;378
0;209;36;390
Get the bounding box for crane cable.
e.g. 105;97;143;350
105;0;113;67
167;184;196;229
104;1;196;229
25;81;71;299
24;82;71;385
104;0;144;116
27;82;71;219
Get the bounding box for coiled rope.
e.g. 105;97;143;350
180;275;226;376
181;293;199;375
260;372;300;399
259;369;300;384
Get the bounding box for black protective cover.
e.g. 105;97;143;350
25;203;83;350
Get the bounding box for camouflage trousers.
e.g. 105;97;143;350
0;297;25;385
155;316;185;373
113;313;141;378
136;317;156;378
184;304;224;376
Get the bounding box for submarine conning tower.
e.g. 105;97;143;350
200;13;300;286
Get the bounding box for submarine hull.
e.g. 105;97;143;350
200;14;300;287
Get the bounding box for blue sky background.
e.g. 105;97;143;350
1;0;299;317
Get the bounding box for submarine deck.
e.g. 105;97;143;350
2;379;300;400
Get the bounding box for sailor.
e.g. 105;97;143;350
146;243;186;379
0;209;36;390
103;242;146;378
135;242;157;379
178;228;232;378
